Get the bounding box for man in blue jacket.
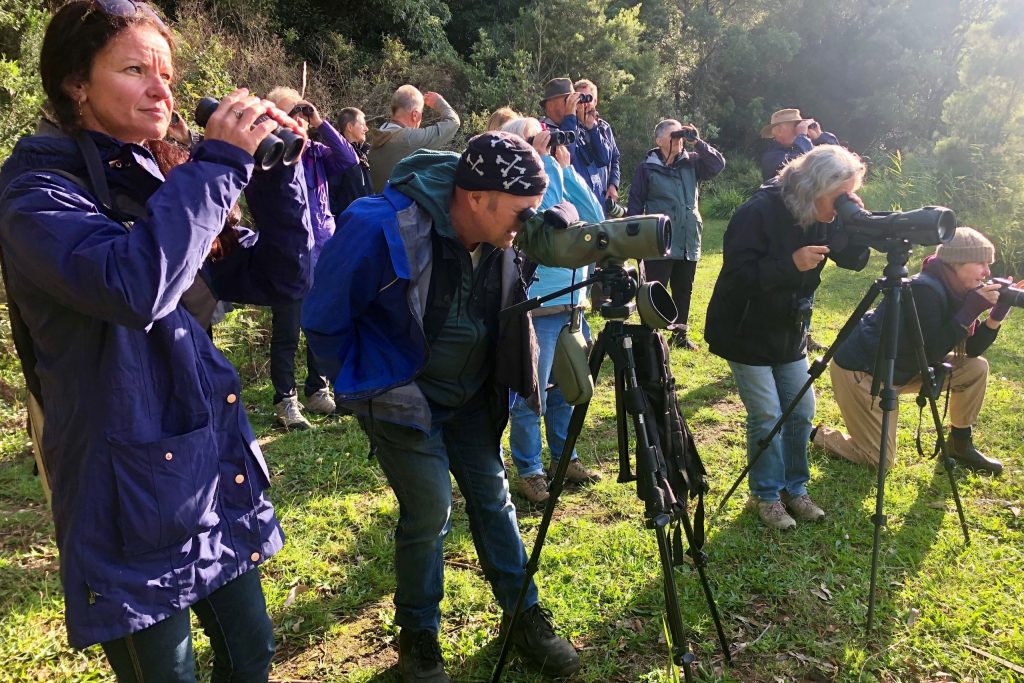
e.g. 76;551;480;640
539;78;611;204
303;133;579;682
760;108;840;181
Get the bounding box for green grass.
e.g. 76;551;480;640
2;219;1023;681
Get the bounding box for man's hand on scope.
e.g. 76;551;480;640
793;244;830;271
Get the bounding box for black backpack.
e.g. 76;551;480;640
628;324;710;562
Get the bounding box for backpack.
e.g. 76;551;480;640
627;324;710;563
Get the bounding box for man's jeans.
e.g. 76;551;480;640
509;311;587;478
101;568;274;682
270;299;329;404
728;358;815;502
363;397;539;631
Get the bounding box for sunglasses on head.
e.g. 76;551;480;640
90;0;167;28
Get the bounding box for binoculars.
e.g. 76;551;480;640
670;128;697;142
288;104;315;118
577;93;594;104
529;129;577;151
194;97;304;170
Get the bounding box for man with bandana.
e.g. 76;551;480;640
302;133;579;682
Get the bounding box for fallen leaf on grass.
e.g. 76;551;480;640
283;584;309;608
1008;506;1021;518
291;616;304;633
906;607;920;628
927;502;946;510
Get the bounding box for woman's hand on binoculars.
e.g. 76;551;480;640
203;89;278;156
203;89;307;158
793;244;830;271
530;130;551;157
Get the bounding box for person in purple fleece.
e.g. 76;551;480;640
267;87;360;428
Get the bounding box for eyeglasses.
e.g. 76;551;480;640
91;0;167;29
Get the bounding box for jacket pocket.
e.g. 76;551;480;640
107;424;221;556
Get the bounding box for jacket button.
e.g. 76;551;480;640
250;552;261;562
164;452;173;461
235;474;245;484
226;393;237;404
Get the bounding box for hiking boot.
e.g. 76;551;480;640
669;332;699;351
549;458;602;484
781;491;826;522
948;431;1003;475
517;474;550;505
747;497;796;531
398;628;449;682
303;388;336;416
501;604;580;678
274;395;311;431
806;334;827;353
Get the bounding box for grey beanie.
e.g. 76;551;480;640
935;227;995;265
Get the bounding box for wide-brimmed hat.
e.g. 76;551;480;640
539;78;574;109
760;108;804;138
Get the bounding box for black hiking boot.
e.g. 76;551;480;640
501;604;580;678
398;628;449;682
948;429;1003;475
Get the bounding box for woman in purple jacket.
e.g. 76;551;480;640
0;2;312;680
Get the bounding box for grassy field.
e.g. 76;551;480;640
1;218;1023;682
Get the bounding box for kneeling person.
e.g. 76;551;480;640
815;228;1007;474
303;133;579;681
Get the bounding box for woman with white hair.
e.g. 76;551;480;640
704;144;870;530
500;117;605;504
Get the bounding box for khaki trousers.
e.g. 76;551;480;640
814;354;988;469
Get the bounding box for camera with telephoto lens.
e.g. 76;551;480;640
515;201;671;269
604;196;626;218
194;96;305;170
830;195;956;252
577;93;594;104
992;277;1024;309
670;128;697;142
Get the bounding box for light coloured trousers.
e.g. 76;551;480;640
814;354;988;469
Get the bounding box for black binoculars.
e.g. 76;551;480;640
577;93;594;104
670;128;697;142
194;97;304;170
529;129;577;151
288;104;314;118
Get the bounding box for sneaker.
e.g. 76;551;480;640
517;474;550;505
274;395;311;431
781;491;826;522
398;628;449;682
501;604;580;677
747;497;797;531
548;458;601;485
303;388;336;416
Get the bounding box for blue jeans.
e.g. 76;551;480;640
100;568;274;682
727;358;815;502
509;312;588;478
363;397;539;631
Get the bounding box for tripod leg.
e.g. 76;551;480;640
678;511;731;663
866;280;904;632
654;520;696;683
491;332;611;682
714;281;886;521
900;289;971;544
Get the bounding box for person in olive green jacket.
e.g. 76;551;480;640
628;119;725;349
367;85;461;192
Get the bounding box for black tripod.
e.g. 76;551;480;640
712;244;970;630
491;265;730;682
